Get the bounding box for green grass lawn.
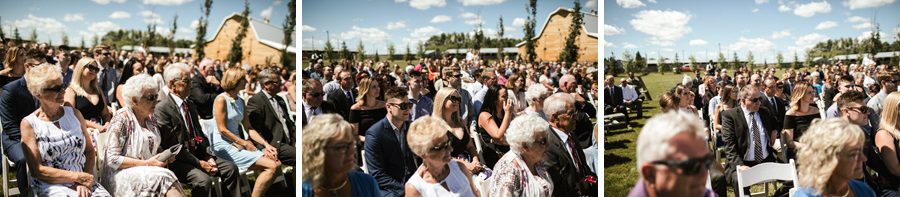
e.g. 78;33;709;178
604;69;790;196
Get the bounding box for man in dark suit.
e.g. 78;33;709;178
247;69;296;166
301;79;336;126
190;58;223;119
325;70;354;121
364;87;418;197
95;45;119;106
721;85;779;196
761;77;786;129
604;75;628;123
154;63;242;197
0;50;45;191
544;92;597;197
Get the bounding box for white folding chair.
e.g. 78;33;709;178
361;150;368;173
1;120;22;197
198;118;224;197
736;159;798;197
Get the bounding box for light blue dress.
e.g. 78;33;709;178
211;93;263;172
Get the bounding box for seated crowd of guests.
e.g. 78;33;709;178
629;61;900;197
301;56;599;197
0;41;297;196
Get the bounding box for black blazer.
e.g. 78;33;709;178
189;69;223;119
721;107;779;168
0;78;38;148
545;126;597;197
300;101;337;126
325;88;354;121
154;94;214;168
363;118;418;197
247;92;295;145
604;86;624;108
761;94;786;129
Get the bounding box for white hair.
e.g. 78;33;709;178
163;63;191;84
543;92;574;118
682;75;692;86
121;74;159;107
524;84;550;105
199;58;214;68
635;110;706;176
506;114;550;153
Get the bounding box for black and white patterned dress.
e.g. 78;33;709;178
25;107;111;196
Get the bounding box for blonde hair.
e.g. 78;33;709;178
3;46;22;68
70;58;101;97
407;116;451;157
301;114;355;188
356;77;376;105
25;63;63;97
797;118;865;195
432;88;465;128
789;82;812;109
880;92;900;139
220;68;246;92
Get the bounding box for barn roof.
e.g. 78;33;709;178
515;7;598;47
207;13;297;53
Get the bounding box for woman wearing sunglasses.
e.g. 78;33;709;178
433;88;483;174
490;114;553;197
795;119;875;197
405;116;478;197
302;114;380;197
65;58;113;134
19;63;111;196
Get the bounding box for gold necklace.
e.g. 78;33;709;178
320;178;348;197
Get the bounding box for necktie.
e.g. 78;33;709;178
346;91;354;104
271;97;292;144
566;137;583;175
310;107;318;116
750;112;763;161
181;102;197;150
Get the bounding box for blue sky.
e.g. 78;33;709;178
0;0;291;48
603;0;900;63
301;0;599;55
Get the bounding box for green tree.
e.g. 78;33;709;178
717;52;726;69
804;50;813;68
559;0;582;64
689;55;698;73
169;14;178;55
635;51;646;74
339;41;349;60
731;52;739;70
523;0;537;62
356;40;365;61
776;52;784;68
194;0;213;58
792;51;800;69
227;0;251;64
497;16;505;60
746;51;754;70
13;27;21;41
61;33;69;46
323;33;334;64
657;54;667;73
387;42;396;62
404;43;411;61
417;42;426;59
280;0;296;68
608;51;621;76
80;35;85;50
374;50;380;62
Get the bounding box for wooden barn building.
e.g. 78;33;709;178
204;13;297;67
516;7;598;63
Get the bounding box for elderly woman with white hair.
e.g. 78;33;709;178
489;114;553;197
404;116;478;197
794;119;875;196
523;84;551;120
19;63;111;196
101;74;184;196
302;114;380;197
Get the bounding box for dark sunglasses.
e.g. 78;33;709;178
446;74;462;78
651;153;715;175
746;97;761;103
448;96;461;103
43;84;68;93
390;102;414;110
86;65;100;72
308;92;325;97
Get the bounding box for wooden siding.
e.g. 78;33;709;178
204;16;289;67
517;10;598;63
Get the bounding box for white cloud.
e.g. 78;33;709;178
848;16;869;23
586;0;598;9
844;0;896;9
622;42;638;49
410;26;442;42
853;22;873;30
617;0;645;8
815;21;838;30
793;1;831;17
630;10;692;46
431;15;452;23
143;0;192;6
605;24;625;36
155;26;172;37
689;39;707;46
386;21;407;30
778;4;792;12
604;39;615;47
140;10;163;24
512;17;527;27
12;14;66;34
771;30;791;39
85;21;121;37
795;33;830;50
109;11;131;19
92;0;126;5
190;20;199;29
260;6;274;19
726;37;774;56
857;31;888;41
302;25;316;32
752;8;760;12
459;0;505;6
460;12;483;25
340;26;390;42
755;0;769;4
64;13;84;22
406;0;446;10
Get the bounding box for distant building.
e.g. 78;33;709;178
204;13;297;68
516;7;598;63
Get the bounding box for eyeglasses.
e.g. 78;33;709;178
448;96;461;103
43;84;68;93
326;142;357;153
86;65;100;72
389;102;414;110
651;153;715;175
308;92;325;97
428;140;451;153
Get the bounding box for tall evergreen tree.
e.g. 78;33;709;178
497;16;505;60
80;35;85;50
559;0;582;64
387;42;396;62
227;0;251;64
194;0;213;58
356;40;365;61
13;27;21;41
776;52;784;68
374;50;380;62
323;32;334;64
746;51;754;70
717;52;726;69
339;41;349;60
731;52;739;70
404;43;412;62
792;51;800;69
169;14;178;55
523;0;537;62
281;0;296;68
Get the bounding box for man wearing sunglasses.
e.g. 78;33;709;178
94;45;118;107
826;75;857;119
300;79;336;126
0;48;47;192
629;111;716;197
364;87;418;197
441;66;476;127
721;85;780;196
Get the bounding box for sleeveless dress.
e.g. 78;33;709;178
448;128;472;160
211;93;263;172
25;107;111;196
75;94;105;124
101;108;181;196
407;160;476;197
